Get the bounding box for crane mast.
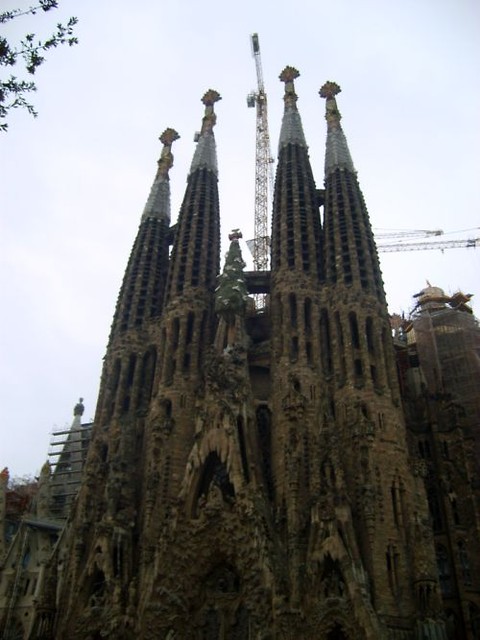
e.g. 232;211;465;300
247;33;274;282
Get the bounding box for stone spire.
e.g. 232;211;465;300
278;66;307;150
271;67;322;278
189;89;221;175
108;129;178;341
165;90;221;302
142;128;180;222
319;82;384;301
319;81;355;176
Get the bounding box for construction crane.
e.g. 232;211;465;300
375;228;444;240
378;237;480;253
247;33;274;289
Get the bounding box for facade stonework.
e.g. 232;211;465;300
1;73;480;639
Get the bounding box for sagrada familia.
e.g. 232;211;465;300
1;67;480;639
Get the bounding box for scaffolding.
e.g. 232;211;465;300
407;290;480;422
47;422;92;519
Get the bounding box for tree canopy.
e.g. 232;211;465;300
0;0;78;131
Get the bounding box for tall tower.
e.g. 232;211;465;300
53;125;180;638
47;73;452;640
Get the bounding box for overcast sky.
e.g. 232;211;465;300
1;0;479;478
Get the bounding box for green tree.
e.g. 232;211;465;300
0;0;78;131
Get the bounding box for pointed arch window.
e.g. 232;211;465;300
195;452;235;515
236;416;250;483
457;540;472;585
256;405;274;501
289;293;297;329
319;308;333;376
136;347;157;410
436;544;452;596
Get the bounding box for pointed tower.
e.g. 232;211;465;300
53;130;179;639
269;67;325;606
96;127;179;425
316;82;446;637
141;91;222;531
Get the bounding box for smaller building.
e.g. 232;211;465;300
395;286;480;639
0;400;92;640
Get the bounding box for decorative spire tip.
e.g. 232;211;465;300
319;81;341;100
159;127;180;146
202;89;222;107
279;66;300;84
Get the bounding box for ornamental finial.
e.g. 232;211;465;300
319;81;341;100
319;81;342;128
200;89;221;135
279;66;300;108
158;127;180;177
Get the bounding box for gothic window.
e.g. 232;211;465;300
121;354;137;413
112;537;124;579
418;439;432;459
106;358;122;418
319;308;333;376
289;293;297;329
186;311;195;345
236;416;250;483
321;555;346;599
136;347;157;410
334;312;346;384
354;358;363;378
198;311;208;369
21;547;30;569
386;544;400;594
457;541;472;585
89;567;106;604
321;459;336;488
348;312;360;349
306;341;313;365
428;487;443;532
442;441;450;459
304;298;312;334
436;544;453;597
197;452;235;507
290;337;299;362
256;406;274;501
365;317;375;354
391;478;404;528
172;317;180;350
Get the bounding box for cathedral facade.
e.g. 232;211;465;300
2;67;480;639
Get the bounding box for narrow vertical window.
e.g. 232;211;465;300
304;298;312;334
320;308;333;376
289;293;297;329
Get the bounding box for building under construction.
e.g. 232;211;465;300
0;64;480;638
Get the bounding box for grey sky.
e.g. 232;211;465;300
1;0;479;477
